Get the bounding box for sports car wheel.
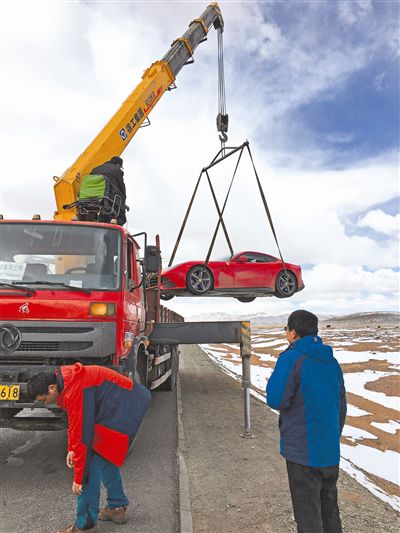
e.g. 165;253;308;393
275;270;297;298
186;265;214;295
236;297;256;303
160;293;175;301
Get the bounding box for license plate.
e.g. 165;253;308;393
0;385;20;401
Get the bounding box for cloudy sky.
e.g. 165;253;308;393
1;0;399;318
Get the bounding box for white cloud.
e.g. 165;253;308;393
358;209;400;236
0;1;398;317
374;72;386;91
338;0;373;27
325;132;355;144
304;263;399;295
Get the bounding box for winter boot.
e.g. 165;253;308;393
98;506;128;524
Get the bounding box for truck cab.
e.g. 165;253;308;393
0;219;145;362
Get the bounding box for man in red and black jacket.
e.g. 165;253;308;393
28;363;151;533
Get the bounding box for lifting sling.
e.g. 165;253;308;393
168;141;287;276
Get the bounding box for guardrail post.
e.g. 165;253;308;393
240;321;254;438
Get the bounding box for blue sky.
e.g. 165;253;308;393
223;0;399;169
296;58;399;166
1;0;399;317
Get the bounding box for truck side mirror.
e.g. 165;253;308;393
145;245;161;273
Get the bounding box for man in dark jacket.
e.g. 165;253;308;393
91;156;127;225
27;364;151;533
266;310;346;533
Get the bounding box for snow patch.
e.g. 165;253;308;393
346;404;370;417
370;421;400;434
342;425;377;440
334;350;400;365
343;370;400;410
341;444;400;487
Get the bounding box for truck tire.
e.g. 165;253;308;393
136;348;148;387
127;352;149;457
159;346;179;391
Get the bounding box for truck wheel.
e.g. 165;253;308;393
126;367;147;456
125;346;148;387
135;347;148;387
159;346;179;391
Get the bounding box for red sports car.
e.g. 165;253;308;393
159;251;304;302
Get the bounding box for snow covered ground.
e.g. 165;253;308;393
201;324;400;511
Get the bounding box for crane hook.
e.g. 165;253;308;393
219;131;228;143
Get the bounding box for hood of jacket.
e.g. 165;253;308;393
56;363;86;408
291;335;334;363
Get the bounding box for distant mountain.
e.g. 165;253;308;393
321;312;400;325
187;311;399;326
187;312;331;326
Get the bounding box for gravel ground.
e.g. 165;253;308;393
179;344;400;533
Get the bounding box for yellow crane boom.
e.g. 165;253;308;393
53;3;224;220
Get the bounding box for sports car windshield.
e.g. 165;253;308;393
0;223;122;291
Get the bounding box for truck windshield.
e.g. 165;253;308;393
0;223;122;291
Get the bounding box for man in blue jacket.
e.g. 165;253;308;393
266;310;346;533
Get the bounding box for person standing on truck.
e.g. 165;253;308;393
27;363;151;533
90;156;127;225
266;310;347;533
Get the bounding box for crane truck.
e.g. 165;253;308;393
0;3;225;430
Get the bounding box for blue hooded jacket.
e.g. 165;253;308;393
266;335;346;467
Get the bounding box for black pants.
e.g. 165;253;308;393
286;460;342;533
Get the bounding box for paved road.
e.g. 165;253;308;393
0;389;178;533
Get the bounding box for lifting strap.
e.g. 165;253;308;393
246;143;287;273
168;141;287;275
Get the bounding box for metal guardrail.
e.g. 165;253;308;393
149;320;253;437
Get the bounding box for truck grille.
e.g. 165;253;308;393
19;341;93;352
18;327;94;334
0;320;115;358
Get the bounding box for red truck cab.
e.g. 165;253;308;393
0;220;145;362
